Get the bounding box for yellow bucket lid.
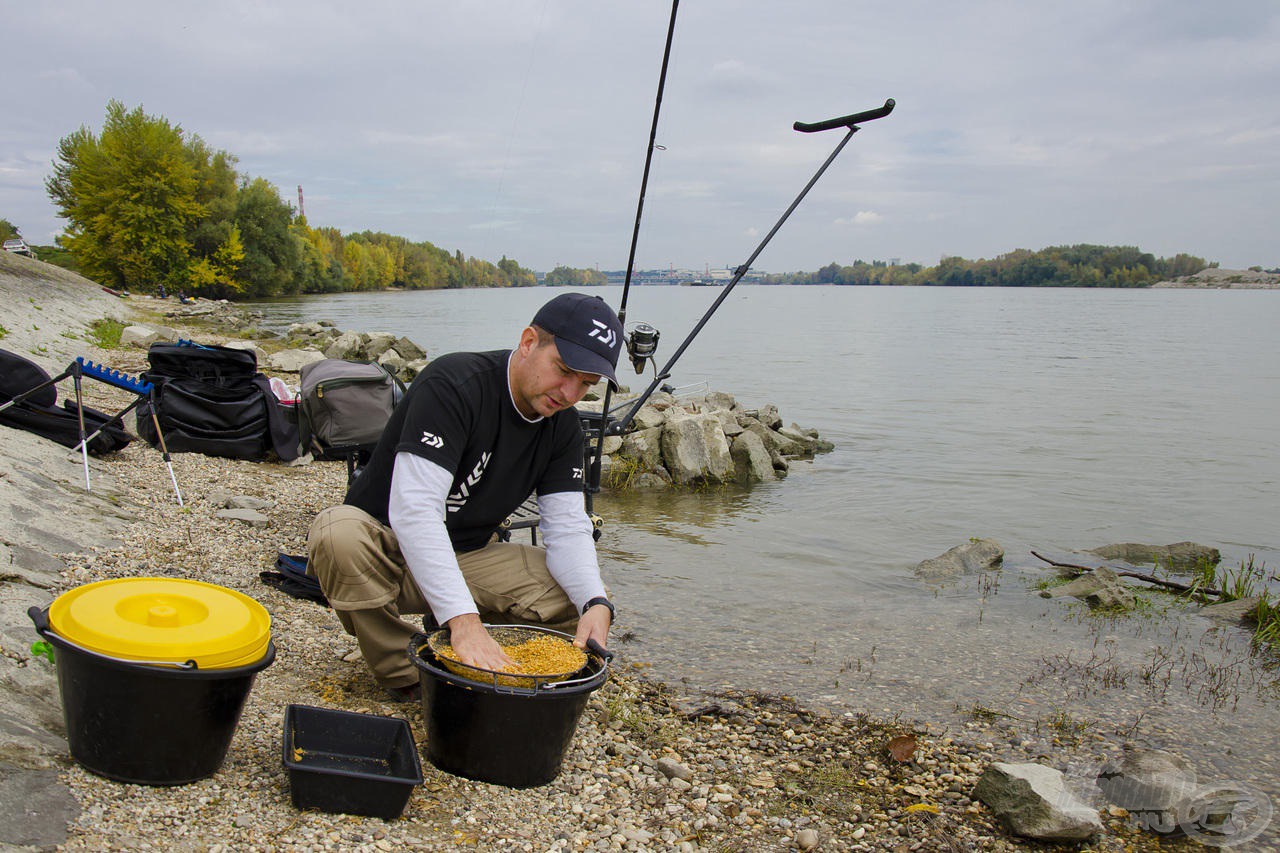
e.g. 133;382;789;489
48;577;271;669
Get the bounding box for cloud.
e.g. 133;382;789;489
1;0;1277;269
835;211;884;227
467;219;522;231
704;59;773;95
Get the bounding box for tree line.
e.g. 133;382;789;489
20;102;1230;296
762;245;1210;288
39;101;540;298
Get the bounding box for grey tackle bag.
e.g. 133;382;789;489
298;359;405;458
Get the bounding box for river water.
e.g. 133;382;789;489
251;284;1280;836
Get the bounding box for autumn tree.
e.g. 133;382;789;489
46;101;246;294
234;177;303;297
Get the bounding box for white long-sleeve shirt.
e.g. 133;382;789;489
388;451;605;626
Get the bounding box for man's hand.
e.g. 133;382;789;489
574;602;612;652
446;613;515;671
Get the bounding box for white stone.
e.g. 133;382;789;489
119;324;164;348
268;348;326;373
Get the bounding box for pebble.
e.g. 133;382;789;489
655;756;693;781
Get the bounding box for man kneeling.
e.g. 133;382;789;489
307;293;620;700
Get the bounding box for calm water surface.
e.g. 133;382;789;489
253;285;1280;830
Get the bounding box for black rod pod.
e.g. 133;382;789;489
794;98;896;133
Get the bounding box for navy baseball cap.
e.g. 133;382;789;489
531;292;623;383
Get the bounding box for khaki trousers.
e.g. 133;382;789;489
306;504;578;688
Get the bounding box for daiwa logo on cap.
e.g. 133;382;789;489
589;319;617;349
531;292;624;383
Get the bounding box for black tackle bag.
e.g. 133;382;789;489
0;349;132;454
136;340;299;461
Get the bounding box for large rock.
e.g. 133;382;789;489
752;403;783;429
632;470;672;489
1096;748;1198;836
1040;566;1136;610
740;419;805;457
0;767;80;848
698;391;736;412
631;404;668;431
1087;542;1220;571
660;414;733;485
715;410;744;437
915;539;1004;582
220;340;266;364
974;762;1103;841
393;336;426;361
286;321;328;338
119;324;166;348
215;508;270;527
269;348;326;373
786;422;834;454
322;331;365;360
619;427;664;472
777;424;819;455
363;332;399;360
377;348;406;375
1198;596;1262;625
402;358;428;380
730;430;775;482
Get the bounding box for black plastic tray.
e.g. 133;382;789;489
282;704;422;819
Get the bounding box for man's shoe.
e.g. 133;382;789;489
384;682;422;703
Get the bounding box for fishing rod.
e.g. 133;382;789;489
618;0;680;327
581;0;895;514
583;0;680;515
603;97;896;438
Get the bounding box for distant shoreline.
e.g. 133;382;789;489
1149;267;1279;289
243;268;1280;302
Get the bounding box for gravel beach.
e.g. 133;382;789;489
1;257;1209;851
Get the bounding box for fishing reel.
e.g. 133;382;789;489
625;322;660;374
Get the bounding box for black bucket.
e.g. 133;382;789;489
410;627;608;788
29;606;275;786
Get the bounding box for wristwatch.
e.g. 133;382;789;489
583;596;615;621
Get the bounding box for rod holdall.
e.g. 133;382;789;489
0;348;132;454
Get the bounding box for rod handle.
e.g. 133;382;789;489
794;98;895;133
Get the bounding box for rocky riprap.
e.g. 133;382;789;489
581;388;834;488
268;321;430;381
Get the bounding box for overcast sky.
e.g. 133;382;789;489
4;1;1277;272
